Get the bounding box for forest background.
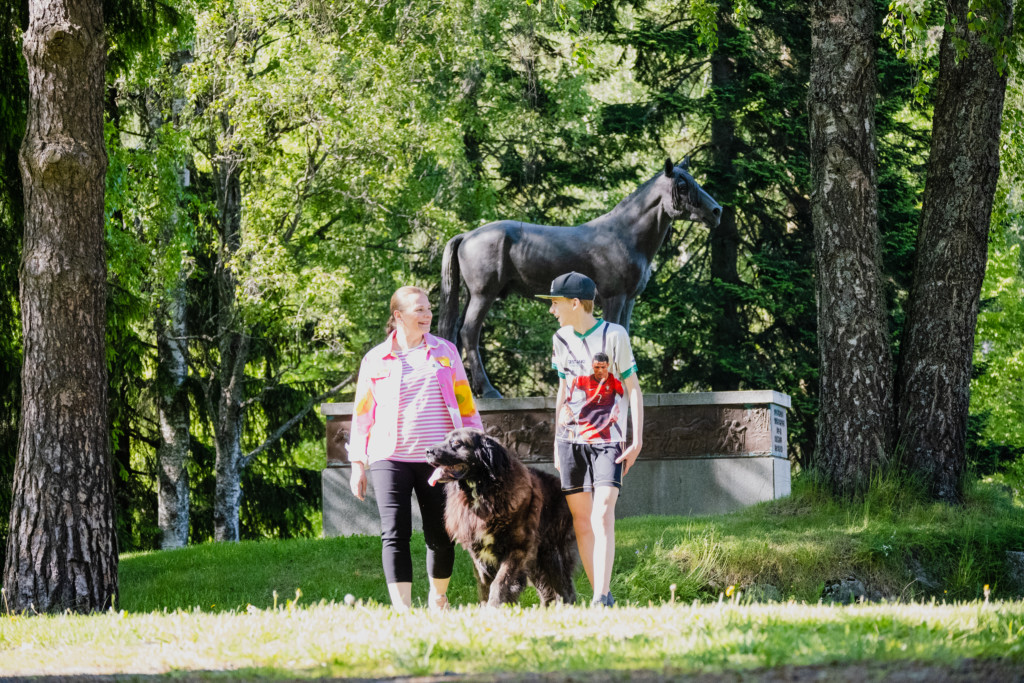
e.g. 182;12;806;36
0;0;1021;559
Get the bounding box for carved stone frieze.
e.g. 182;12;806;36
324;392;789;465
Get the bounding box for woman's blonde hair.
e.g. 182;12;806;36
386;286;429;335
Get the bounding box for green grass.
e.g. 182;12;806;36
613;474;1024;605
117;476;1024;612
2;601;1022;676
2;476;1022;678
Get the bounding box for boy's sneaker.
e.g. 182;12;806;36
591;592;615;607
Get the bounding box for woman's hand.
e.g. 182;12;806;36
350;461;367;500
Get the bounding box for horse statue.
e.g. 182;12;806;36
440;158;722;398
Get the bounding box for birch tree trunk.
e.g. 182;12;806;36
896;0;1013;502
149;56;193;549
808;0;894;495
212;141;249;543
3;0;117;612
156;273;190;549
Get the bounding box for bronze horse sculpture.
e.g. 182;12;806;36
440;158;722;398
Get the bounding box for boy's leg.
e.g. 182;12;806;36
590;443;624;604
559;441;597;591
565;491;595;589
591;486;619;600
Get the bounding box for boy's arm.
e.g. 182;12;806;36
553;377;566;470
616;372;643;475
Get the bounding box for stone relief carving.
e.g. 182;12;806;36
325;402;784;465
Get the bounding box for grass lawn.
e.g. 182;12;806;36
1;476;1022;678
2;600;1022;677
116;475;1024;611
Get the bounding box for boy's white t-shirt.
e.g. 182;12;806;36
550;319;637;444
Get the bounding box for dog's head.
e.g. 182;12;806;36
425;428;511;487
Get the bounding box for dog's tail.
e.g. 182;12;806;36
439;233;464;343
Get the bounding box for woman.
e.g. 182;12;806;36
347;286;482;611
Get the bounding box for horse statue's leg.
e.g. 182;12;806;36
620;298;637;332
601;294;627;328
460;293;503;399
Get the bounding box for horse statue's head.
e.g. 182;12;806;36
664;158;722;228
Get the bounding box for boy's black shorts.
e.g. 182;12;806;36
556;441;623;494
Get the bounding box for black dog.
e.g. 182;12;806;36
426;428;577;606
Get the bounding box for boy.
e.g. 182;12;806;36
537;272;643;607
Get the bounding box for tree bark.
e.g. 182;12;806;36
156;273;190;549
808;0;894;495
3;0;117;611
896;0;1013;502
708;9;743;392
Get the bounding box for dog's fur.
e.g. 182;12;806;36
425;428;577;606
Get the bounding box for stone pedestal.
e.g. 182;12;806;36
321;390;791;537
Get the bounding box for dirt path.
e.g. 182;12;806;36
4;660;1023;683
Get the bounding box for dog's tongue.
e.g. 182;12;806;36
427;467;445;487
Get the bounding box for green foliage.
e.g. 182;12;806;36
0;0;26;571
105;0;184;76
970;111;1024;444
601;0;825;463
882;0;945;103
1;0;1017;555
968;76;1024;473
876;34;934;355
884;0;1016;102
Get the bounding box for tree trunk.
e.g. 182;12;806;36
708;10;743;392
3;0;117;612
808;0;893;495
156;273;190;549
212;142;249;543
148;57;193;550
896;0;1013;502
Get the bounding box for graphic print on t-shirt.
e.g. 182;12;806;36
567;354;623;440
551;320;637;444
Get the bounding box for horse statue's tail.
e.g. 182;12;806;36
439;233;464;343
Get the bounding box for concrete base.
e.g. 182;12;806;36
612;457;792;518
322;466;414;537
323;456;792;537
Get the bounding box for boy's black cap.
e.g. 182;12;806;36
535;271;597;301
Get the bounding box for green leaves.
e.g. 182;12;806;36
690;0;720;51
882;0;943;104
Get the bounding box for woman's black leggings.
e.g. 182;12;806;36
369;460;455;584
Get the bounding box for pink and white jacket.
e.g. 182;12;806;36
347;332;482;465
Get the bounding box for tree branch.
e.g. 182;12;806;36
239;374;354;470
